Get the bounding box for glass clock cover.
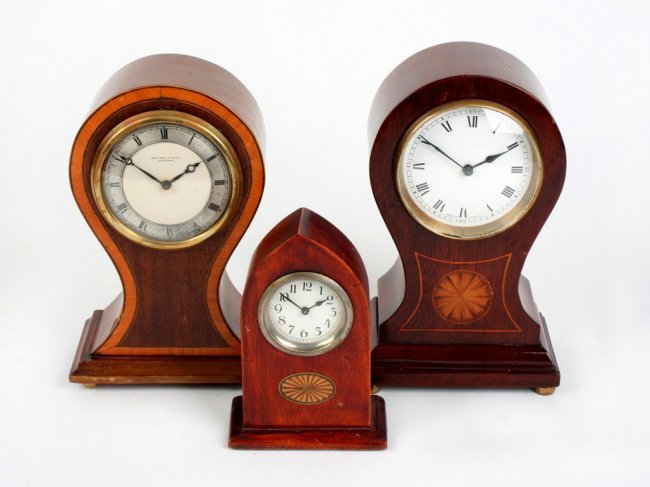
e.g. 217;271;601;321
93;111;239;248
258;272;354;356
396;100;542;239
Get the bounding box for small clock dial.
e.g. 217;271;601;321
258;272;354;356
94;111;238;247
396;101;542;239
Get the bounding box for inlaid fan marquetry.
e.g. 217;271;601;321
432;270;493;324
279;373;336;405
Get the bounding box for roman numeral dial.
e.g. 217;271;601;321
397;102;541;238
98;113;237;246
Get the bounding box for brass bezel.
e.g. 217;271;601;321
91;110;241;250
257;272;354;357
395;99;543;240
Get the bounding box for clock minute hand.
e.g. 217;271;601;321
281;293;304;312
472;150;508;169
119;157;164;186
418;135;464;169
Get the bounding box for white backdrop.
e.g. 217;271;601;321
1;1;649;485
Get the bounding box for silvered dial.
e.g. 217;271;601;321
397;101;541;239
97;112;235;245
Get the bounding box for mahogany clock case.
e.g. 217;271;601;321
69;54;265;385
368;42;566;392
230;208;387;450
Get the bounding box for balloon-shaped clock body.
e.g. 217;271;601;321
369;43;565;394
230;208;387;450
69;54;264;385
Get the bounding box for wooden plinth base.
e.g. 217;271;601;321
69;311;242;385
372;315;559;391
228;396;388;450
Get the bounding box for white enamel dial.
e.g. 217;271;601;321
258;272;354;356
95;111;238;248
397;101;542;239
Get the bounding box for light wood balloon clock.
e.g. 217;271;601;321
369;43;566;394
69;54;264;385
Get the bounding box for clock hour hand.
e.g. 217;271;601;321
118;156;165;186
169;161;202;184
418;135;464;169
472;150;508;169
307;299;329;310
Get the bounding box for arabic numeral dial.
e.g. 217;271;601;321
259;272;354;356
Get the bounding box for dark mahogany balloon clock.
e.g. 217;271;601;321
369;42;566;394
69;54;264;385
230;209;387;450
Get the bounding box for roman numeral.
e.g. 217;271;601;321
511;166;524;173
412;162;425;170
467;115;478;128
133;135;142;146
188;133;195;145
433;199;445;211
116;202;128;213
214;179;225;186
166;228;173;238
160;127;168;139
137;220;147;231
459;208;467;218
507;142;519;151
486;203;494;212
501;186;515;198
207;154;217;162
208;202;221;212
415;182;430;196
441;120;452;132
109;182;120;188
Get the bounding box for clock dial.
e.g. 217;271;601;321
258;272;354;356
93;111;239;248
396;100;542;239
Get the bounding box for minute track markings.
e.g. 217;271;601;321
398;104;538;235
101;119;233;243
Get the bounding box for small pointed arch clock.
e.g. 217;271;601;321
68;54;264;385
368;42;566;394
229;208;387;450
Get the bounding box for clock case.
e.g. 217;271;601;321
229;208;387;450
69;54;264;385
369;42;566;393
